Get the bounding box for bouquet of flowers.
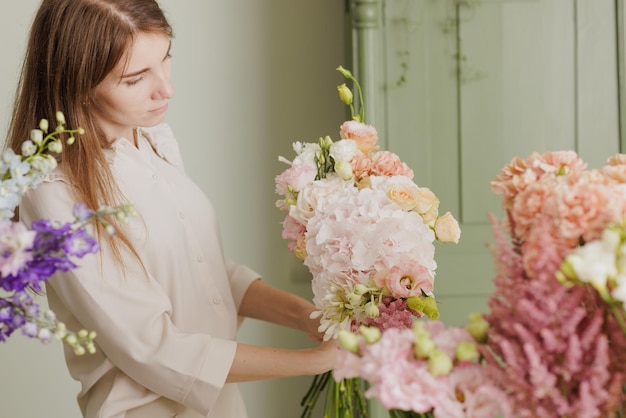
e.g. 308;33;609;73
275;67;460;417
334;319;511;418
479;151;626;417
0;112;134;355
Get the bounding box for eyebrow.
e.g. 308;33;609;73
121;41;172;79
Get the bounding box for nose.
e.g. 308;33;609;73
152;71;175;100
156;78;175;100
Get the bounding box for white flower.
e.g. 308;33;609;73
566;238;618;293
30;129;43;144
21;141;37;157
330;139;357;163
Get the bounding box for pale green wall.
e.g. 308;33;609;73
0;2;346;418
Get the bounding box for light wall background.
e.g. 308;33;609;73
0;1;346;417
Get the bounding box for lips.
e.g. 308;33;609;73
150;102;168;114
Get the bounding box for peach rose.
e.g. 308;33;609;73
386;182;421;211
434;212;461;243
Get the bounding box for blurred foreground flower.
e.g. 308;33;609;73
0;114;135;355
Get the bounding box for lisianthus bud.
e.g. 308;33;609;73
359;325;381;344
455;341;479;362
338;330;360;353
48;140;63;154
30;129;43;144
320;135;334;149
428;349;453;376
334;160;353;180
422;296;439;320
364;301;379;318
21;140;36;157
353;284;369;295
466;312;489;343
413;322;434;358
337;83;353;105
406;295;425;312
337;65;354;79
39;118;49;132
347;292;363;306
56;111;66;125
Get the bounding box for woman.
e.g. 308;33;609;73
6;1;337;417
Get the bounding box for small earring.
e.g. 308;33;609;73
82;98;91;106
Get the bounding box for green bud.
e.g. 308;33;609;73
39;118;49;132
347;292;363;306
338;330;360;353
337;65;354;79
337;83;353;105
422;296;440;320
30;129;43;144
455;341;479;362
56;111;66;125
320;135;334;149
358;326;381;344
414;335;435;358
428;349;453;376
364;301;379;318
353;284;369;295
406;295;425;312
466;312;489;343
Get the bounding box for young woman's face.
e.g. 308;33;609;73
92;33;175;142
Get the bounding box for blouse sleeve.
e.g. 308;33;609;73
19;177;235;416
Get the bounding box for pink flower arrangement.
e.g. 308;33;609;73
481;150;626;417
335;321;511;418
275;72;460;343
275;66;461;418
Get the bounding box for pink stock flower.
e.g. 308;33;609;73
481;213;626;418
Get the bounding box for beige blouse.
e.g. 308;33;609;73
19;124;260;418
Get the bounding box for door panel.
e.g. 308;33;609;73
348;0;622;328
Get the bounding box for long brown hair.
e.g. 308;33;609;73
6;0;173;262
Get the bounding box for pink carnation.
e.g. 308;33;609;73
339;120;379;154
280;214;306;253
274;163;317;196
370;151;414;179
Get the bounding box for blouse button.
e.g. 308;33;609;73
196;255;204;263
212;296;221;305
152;173;159;181
178;211;186;219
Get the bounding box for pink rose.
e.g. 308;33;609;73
339;120;379;154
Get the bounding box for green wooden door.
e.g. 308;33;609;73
347;0;624;333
